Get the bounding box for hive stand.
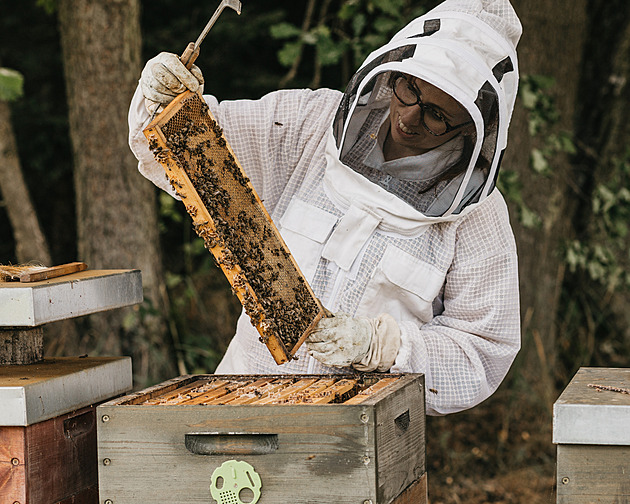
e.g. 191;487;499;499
0;269;141;504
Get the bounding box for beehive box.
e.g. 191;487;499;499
553;367;630;503
144;91;325;365
97;373;426;504
0;357;132;504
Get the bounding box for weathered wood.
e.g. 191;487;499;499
56;485;99;504
556;445;630;503
0;406;98;504
251;378;318;405
0;356;133;427
0;327;43;365
0;424;27;503
375;376;426;502
555;367;630;407
344;377;400;405
97;373;426;504
0;269;143;328
553;367;630;445
18;262;87;283
391;473;428;504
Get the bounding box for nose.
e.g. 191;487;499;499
399;104;423;126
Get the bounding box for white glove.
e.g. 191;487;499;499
140;52;205;114
306;312;401;372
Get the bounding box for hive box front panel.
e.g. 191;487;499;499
97;374;425;504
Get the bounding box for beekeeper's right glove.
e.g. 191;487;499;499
306;312;401;372
140;52;204;114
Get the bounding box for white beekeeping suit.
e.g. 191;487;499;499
129;0;522;415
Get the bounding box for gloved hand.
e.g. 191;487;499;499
140;52;205;114
306;312;401;372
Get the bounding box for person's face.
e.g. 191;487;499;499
386;75;473;160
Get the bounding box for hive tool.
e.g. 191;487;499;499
180;0;242;69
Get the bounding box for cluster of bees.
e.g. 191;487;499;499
147;93;321;356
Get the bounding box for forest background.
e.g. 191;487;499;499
2;0;630;502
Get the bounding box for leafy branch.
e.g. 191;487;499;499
270;0;426;89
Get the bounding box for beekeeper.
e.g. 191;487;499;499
129;0;522;415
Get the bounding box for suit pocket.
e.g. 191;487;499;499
357;244;445;324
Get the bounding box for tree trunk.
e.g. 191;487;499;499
57;0;178;385
0;100;52;265
505;0;588;403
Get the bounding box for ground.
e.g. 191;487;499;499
425;383;557;503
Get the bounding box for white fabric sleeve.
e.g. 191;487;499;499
128;83;179;197
391;192;521;416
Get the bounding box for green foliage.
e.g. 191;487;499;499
564;152;630;290
518;74;630;300
269;0;429;87
519;74;558;136
498;75;560;228
36;0;57;14
497;170;541;229
519;75;577;176
0;68;24;101
503;75;577;229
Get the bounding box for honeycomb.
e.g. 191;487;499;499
144;91;325;364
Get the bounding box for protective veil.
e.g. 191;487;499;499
333;0;520;218
128;0;522;415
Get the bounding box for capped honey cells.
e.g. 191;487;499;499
144;91;325;364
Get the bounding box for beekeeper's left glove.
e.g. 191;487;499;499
306;312;401;372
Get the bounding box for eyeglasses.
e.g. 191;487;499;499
392;76;472;136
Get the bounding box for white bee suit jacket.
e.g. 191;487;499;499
129;0;522;415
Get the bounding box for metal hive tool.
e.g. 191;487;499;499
144;91;326;364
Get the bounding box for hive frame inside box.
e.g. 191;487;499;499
144;92;325;365
97;373;426;504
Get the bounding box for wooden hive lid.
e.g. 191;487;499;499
553;367;630;445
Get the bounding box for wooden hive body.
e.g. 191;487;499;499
553;367;630;503
0;357;132;504
143;92;325;364
97;373;427;504
0;406;99;504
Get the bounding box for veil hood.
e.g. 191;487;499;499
331;0;522;219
